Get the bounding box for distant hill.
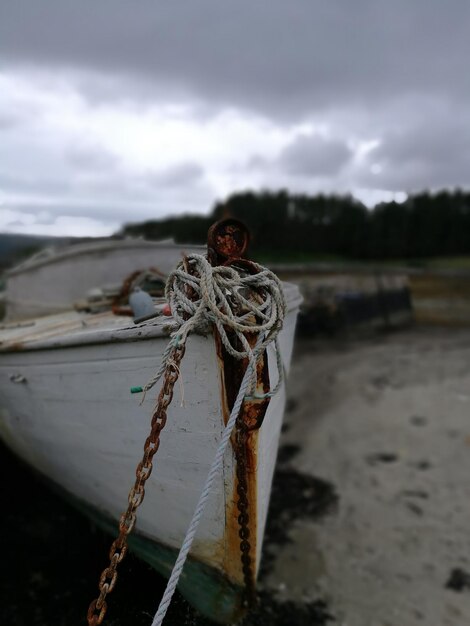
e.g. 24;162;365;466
0;233;81;271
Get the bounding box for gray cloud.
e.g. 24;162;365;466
278;134;353;177
359;115;470;191
2;163;215;231
1;1;470;118
1;0;470;236
0;171;73;195
0;112;22;130
64;144;118;172
3;201;140;226
3;190;214;230
145;162;205;187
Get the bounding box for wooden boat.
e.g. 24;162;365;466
0;224;301;623
4;237;205;321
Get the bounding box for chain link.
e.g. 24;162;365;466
234;416;257;607
87;343;186;626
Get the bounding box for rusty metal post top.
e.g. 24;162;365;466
207;218;250;264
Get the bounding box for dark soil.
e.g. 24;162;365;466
446;568;470;592
365;452;399;465
259;444;339;578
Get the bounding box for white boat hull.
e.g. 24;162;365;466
0;285;301;622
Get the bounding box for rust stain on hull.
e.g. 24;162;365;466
215;331;271;594
207;218;271;608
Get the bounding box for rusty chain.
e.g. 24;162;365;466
87;342;186;626
234;414;257;607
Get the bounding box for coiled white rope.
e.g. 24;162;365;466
141;254;287;400
145;254;287;625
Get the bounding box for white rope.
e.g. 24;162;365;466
151;358;255;626
140;254;287;401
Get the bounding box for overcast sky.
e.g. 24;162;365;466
1;1;469;237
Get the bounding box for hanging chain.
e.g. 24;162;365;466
234;414;257;607
87;342;186;626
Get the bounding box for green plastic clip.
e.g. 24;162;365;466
130;386;143;394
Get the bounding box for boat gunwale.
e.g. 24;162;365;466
6;239;206;277
0;284;302;354
0;317;174;354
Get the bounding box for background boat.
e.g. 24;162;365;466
4;238;205;321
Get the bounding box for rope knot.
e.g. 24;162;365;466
141;254;287;399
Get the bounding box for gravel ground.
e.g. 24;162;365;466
2;325;470;625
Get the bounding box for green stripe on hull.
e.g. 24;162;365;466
70;494;246;624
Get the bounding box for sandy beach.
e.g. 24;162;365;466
266;326;470;626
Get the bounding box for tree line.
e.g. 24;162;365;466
121;189;470;261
